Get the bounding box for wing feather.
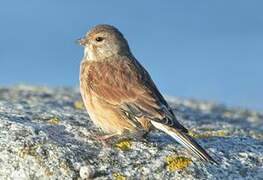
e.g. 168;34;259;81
82;57;188;133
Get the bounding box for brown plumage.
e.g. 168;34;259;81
78;24;217;163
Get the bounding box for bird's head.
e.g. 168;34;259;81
78;24;131;61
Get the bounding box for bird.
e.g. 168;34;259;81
78;24;217;163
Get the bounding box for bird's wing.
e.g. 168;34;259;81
81;57;217;163
82;57;188;133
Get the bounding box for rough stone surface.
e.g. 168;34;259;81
0;85;262;180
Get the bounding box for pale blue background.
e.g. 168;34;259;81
0;0;263;111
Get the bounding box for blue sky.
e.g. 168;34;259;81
0;0;263;111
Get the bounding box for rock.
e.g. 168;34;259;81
0;85;262;179
79;165;95;179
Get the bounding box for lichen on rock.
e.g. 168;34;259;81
114;139;132;151
165;155;192;172
0;85;262;179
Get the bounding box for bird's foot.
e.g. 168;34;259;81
93;134;118;147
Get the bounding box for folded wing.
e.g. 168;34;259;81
83;56;188;133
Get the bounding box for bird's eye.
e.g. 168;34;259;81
95;37;104;42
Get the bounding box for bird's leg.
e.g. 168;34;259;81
93;133;119;147
94;133;118;141
115;130;149;143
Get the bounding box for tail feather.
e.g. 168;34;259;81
151;121;217;164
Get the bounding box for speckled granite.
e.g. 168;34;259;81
0;85;262;180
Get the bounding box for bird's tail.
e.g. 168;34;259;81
151;121;217;164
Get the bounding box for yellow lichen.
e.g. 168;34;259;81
115;139;132;151
189;130;229;138
44;168;54;176
248;131;263;140
74;100;84;109
18;144;40;158
113;172;126;180
165;155;191;172
47;117;60;125
18;143;54;176
59;160;70;175
214;130;229;137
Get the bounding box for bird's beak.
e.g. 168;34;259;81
76;37;87;46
